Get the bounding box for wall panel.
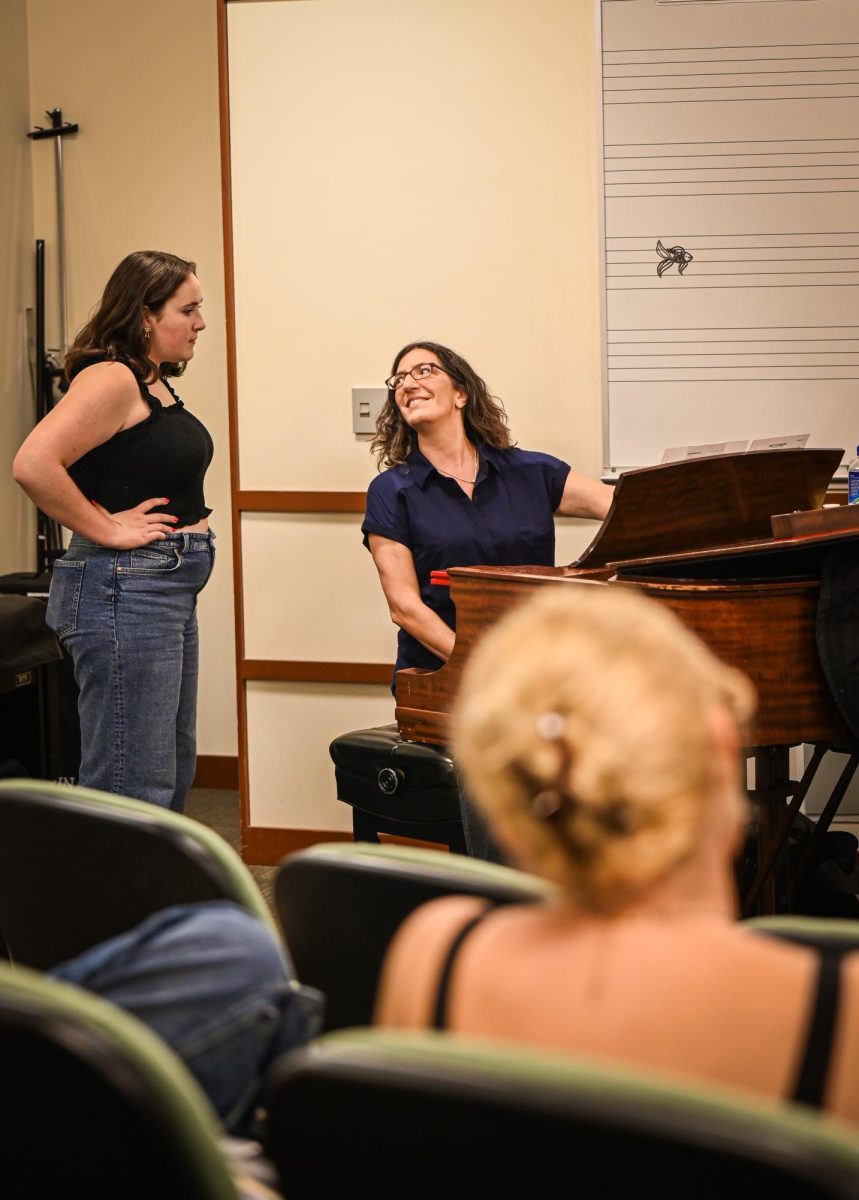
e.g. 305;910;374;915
224;0;606;841
241;512;393;663
246;681;394;829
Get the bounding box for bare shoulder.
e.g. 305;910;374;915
374;895;490;1029
398;894;491;940
51;359;149;442
65;359;141;405
840;950;859;1011
16;359;146;468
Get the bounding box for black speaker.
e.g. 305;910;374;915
0;585;80;785
41;650;81;784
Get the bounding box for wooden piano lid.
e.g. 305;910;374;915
573;448;844;571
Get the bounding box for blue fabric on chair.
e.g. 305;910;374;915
50;899;324;1133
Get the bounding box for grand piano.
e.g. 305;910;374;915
393;448;859;914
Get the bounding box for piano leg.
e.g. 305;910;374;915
743;745;859;916
790;751;859;899
744;747;795;916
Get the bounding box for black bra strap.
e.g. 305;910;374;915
791;946;843;1108
431;903;495;1031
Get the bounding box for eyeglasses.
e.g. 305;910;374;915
385;362;450;392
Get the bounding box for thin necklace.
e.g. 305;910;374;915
434;447;479;486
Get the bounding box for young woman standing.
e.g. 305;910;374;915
14;250;214;811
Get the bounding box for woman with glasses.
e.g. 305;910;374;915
362;340;612;857
363;341;611;680
374;585;859;1128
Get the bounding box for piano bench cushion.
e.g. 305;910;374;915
329;724;462;824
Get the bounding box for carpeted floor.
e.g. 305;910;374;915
184;787;279;924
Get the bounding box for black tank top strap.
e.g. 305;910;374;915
790;945;846;1108
431;901;497;1031
69;352;160;412
160;375;185;407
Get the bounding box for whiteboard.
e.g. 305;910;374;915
597;0;859;477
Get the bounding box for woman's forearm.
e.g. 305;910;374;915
389;596;456;662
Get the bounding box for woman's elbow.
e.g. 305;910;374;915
387;601;409;631
12;447;35;491
387;597;419;633
13;439;60;493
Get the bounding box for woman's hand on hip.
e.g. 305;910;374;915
92;498;180;548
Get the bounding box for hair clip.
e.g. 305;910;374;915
536;711;565;740
531;786;569;820
530;713;637;838
526;711;575;822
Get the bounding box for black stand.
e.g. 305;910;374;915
0;111;82;782
7;108;79;587
31;237;65;576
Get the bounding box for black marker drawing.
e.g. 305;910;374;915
656;240;693;277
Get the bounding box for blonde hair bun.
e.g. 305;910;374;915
451;585;755;911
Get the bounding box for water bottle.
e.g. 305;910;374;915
850;446;859;505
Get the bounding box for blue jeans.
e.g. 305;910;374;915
50;900;325;1133
459;783;509;865
45;532;215;811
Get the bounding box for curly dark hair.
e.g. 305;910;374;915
64;250;197;385
370;341;513;468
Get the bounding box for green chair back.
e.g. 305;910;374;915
274;841;556;1031
0;960;240;1199
746;914;859;953
0;777;273;969
263;1027;859;1198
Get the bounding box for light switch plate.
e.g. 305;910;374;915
352;387;387;435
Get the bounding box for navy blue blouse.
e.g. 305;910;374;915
362;444;570;680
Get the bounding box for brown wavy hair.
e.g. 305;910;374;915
370;341;513;468
64;250;197;385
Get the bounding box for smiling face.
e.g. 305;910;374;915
392;347;467;433
145;273;205;366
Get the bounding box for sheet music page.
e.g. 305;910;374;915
599;0;859;475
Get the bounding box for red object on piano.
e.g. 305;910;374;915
430;571;451;587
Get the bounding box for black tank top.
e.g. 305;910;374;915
431;906;848;1111
67;358;213;528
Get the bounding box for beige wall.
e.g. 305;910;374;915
229;0;604;492
228;0;606;831
0;0;36;577
23;0;236;756
4;0;607;830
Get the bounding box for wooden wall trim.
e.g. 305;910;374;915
242;660;392;685
218;0;253;838
242;827;456;866
194;755;239;789
219;1;383;863
243;826;352;866
239;491;366;513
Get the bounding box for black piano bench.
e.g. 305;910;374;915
328;724;467;854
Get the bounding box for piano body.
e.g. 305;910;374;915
393;448;859;914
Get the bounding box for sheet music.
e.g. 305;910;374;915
599;0;859;474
